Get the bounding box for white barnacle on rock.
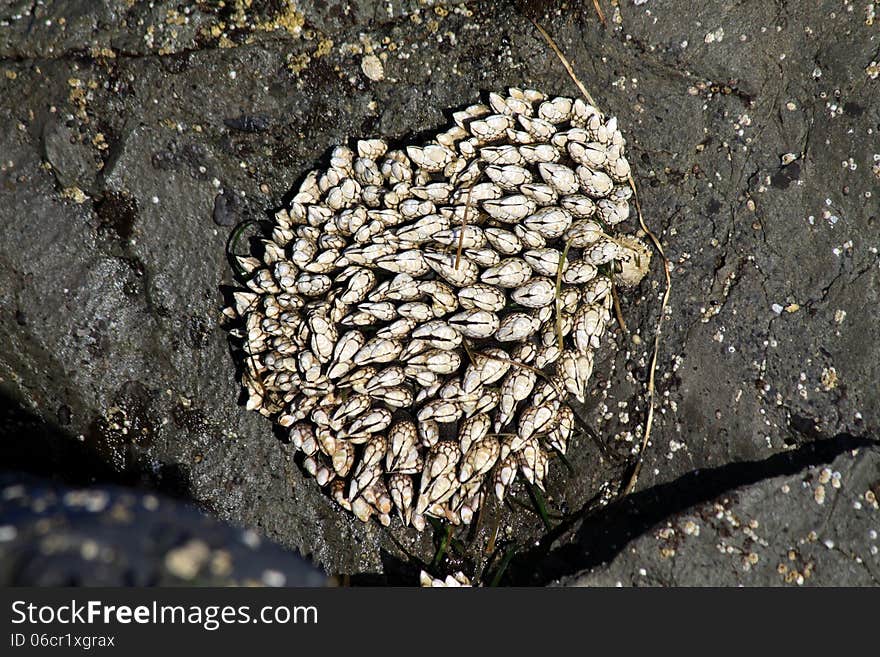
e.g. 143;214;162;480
222;88;649;529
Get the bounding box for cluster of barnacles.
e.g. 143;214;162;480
223;88;649;530
419;570;473;587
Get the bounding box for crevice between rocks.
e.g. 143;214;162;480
505;430;879;585
0;388;192;500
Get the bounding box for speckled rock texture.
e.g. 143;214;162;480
0;474;330;586
0;0;877;584
556;445;880;586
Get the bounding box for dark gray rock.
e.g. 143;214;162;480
212;189;245;227
0;473;329;586
42;121;102;192
0;0;877;583
556;445;880;586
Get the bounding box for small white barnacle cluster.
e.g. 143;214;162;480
223;88;650;530
419;570;472;587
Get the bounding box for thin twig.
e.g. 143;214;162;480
460;337;478;366
529;19;597;107
531;20;673;496
623;177;671;494
610;283;628;334
485;512;500;556
554;237;574;349
467;345;568;399
591;0;608;27
454;180;477;270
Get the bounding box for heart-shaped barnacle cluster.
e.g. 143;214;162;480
223;88;650;530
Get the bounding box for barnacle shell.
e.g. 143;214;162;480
223;88;649;528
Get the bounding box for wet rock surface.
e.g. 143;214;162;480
0;1;877;584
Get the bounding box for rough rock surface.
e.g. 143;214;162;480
0;0;877;583
557;445;880;586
